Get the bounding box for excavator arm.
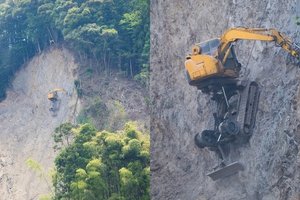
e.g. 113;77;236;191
218;28;300;62
47;88;66;101
50;88;66;93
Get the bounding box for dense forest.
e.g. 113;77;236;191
51;122;150;200
0;0;149;100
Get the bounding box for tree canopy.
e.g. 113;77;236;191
53;122;150;200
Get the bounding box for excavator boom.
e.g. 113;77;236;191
47;88;66;100
219;28;300;60
49;88;66;94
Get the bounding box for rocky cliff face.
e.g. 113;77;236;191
150;0;300;199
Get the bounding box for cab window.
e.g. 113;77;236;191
200;39;220;55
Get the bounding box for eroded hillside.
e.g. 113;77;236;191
0;46;149;200
150;0;300;199
0;47;79;199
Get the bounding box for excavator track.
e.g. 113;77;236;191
49;99;61;117
237;81;260;141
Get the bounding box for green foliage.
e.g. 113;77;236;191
53;122;77;150
134;64;149;87
53;122;149;200
77;98;129;132
54;0;149;75
53;123;97;200
26;158;44;177
0;0;149;100
39;194;52;200
74;79;83;97
77;98;110;129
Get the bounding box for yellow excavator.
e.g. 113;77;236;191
185;28;299;90
47;88;66;116
184;28;300;180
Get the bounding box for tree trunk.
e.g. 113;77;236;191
37;41;41;54
47;26;55;44
130;59;133;78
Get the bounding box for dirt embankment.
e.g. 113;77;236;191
0;47;79;199
150;0;300;199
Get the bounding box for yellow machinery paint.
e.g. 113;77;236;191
47;88;66;101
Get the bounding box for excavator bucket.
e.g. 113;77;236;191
207;161;244;181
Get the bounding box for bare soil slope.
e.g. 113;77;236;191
0;47;79;199
151;0;300;199
0;46;149;200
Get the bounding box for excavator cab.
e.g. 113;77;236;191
185;38;240;91
198;38;220;56
47;91;58;101
198;38;241;69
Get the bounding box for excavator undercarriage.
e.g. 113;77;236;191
194;80;260;180
49;98;61;117
48;88;66;117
